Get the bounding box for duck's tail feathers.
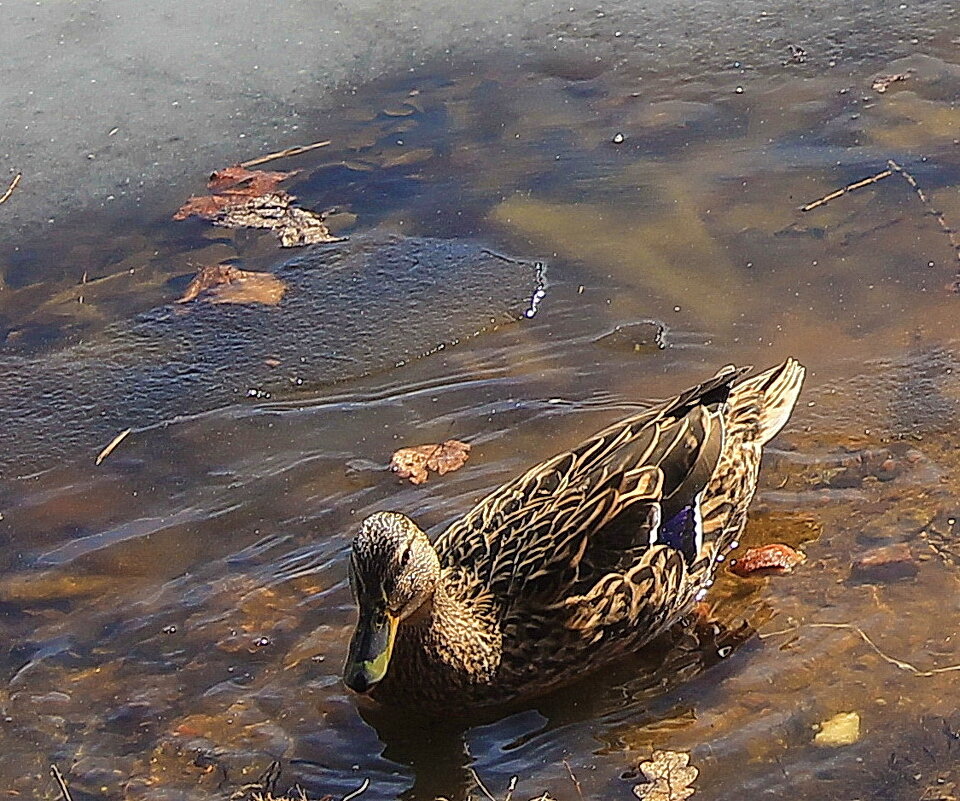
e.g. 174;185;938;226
729;358;806;445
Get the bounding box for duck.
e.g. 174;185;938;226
343;359;805;710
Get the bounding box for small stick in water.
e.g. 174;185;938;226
887;159;960;288
801;159;960;289
96;428;132;465
241;140;332;169
799;168;894;212
0;172;22;205
50;765;74;801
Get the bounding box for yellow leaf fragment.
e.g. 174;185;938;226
814;711;861;747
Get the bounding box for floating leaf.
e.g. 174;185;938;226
390;440;471;485
633;750;698;801
177;264;287;306
729;543;806;577
174;167;342;247
207;165;297;192
174;167;297;220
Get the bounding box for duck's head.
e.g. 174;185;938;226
343;511;440;694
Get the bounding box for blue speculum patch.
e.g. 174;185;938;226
657;495;704;564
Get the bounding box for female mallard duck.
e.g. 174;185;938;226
344;359;805;710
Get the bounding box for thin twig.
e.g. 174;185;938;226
800;158;960;288
562;761;584;801
503;776;517;801
0;172;22;205
757;625;800;640
807;622;960;677
341;778;369;801
50;765;73;801
800;168;894;212
241;140;331;169
887;159;960;287
95;428;131;465
469;768;499;801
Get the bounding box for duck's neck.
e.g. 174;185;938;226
401;575;502;683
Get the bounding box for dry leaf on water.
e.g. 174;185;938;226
174;166;342;247
633;750;698;801
214;192;341;247
174;167;296;219
177;264;287;306
207;165;296;192
729;543;806;577
390;440;471;485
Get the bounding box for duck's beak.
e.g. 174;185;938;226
343;605;398;693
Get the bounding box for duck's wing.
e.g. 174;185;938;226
434;369;746;612
559;541;690;644
561;359;807;641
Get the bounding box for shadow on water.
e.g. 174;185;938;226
3;6;960;801
350;614;758;801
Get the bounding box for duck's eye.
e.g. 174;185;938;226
399;546;412;568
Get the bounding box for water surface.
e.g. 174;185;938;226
2;10;960;801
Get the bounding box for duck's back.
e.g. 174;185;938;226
424;360;805;706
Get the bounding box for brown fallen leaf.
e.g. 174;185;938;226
634;750;698;801
390;440;471;485
207;165;297;192
174;167;297;220
729;543;806;577
177;264;287;306
174;167;342;247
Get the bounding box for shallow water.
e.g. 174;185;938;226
3;10;960;801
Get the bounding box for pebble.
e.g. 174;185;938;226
851;542;918;581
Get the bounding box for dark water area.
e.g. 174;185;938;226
0;235;544;474
3;6;960;801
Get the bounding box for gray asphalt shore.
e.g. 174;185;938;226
0;0;555;237
0;0;947;238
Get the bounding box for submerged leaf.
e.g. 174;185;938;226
634;750;698;801
729;543;806;577
215;194;340;247
177;264;287;306
390;440;471;485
